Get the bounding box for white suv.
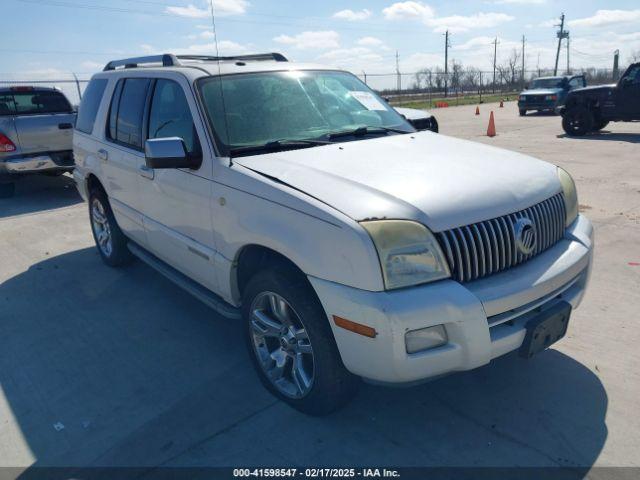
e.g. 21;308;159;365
73;53;593;415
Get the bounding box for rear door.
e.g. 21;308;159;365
9;89;75;154
101;77;151;246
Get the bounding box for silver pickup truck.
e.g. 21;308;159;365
0;86;76;192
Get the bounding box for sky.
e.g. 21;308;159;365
2;0;640;86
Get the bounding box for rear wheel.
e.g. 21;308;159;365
562;106;594;136
89;187;133;267
592;119;609;131
243;266;359;415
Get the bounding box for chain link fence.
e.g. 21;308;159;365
0;66;625;110
358;67;623;108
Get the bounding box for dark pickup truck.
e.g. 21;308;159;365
560;63;640;136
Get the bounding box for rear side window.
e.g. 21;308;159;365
9;90;72;115
0;90;72;116
148;79;201;156
107;78;151;149
76;79;108;134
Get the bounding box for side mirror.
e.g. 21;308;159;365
144;137;200;169
620;77;633;88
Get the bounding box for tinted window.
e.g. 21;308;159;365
76;79;107;134
110;78;151;149
148;79;201;155
0;90;72;115
0;94;15;115
108;80;124;140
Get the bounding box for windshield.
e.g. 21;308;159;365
530;78;565;89
198;70;414;156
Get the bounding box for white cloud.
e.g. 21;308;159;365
80;60;103;71
165;0;248;18
382;1;434;21
138;40;250;57
166;4;209;18
357;36;384;47
428;13;514;33
332;9;372;21
569;9;640;28
538;18;557;28
274;31;340;50
382;2;513;32
491;0;545;4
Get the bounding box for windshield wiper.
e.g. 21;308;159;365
326;126;411;140
229;139;331;158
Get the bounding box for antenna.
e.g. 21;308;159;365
209;0;233;165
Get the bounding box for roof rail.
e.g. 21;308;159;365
103;54;180;71
177;53;288;63
103;52;288;71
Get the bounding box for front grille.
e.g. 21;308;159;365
436;193;566;283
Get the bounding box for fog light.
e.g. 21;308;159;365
405;325;448;354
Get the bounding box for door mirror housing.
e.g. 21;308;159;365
144;137;201;169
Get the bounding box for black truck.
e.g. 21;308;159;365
560;63;640;136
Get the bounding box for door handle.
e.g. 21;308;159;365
58;122;73;130
139;165;155;180
97;149;108;161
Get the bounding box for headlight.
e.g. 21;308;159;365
557;167;578;227
360;220;450;290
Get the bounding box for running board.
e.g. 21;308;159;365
128;243;241;320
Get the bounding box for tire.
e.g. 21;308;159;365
242;266;359;415
592;119;609;131
519;109;526;116
89;186;134;267
562;106;594;136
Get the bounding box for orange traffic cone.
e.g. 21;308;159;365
499;100;504;108
475;106;480;115
487;111;496;137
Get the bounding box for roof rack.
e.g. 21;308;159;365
103;52;287;71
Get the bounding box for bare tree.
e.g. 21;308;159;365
629;50;640;63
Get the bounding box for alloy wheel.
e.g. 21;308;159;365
249;291;315;398
91;198;113;257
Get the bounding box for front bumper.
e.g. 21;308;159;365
1;151;74;174
518;100;559;111
310;215;593;384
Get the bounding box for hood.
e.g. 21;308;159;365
571;84;616;94
234;132;560;232
395;106;433;120
520;88;563;96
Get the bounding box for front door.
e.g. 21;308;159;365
137;77;218;292
616;65;640;119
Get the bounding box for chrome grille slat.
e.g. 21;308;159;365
436;193;566;283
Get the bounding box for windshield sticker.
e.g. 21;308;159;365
349;91;387;111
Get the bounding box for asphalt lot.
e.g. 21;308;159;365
0;102;639;473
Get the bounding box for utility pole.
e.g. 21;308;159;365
444;30;450;97
521;35;526;88
613;49;620;81
566;34;570;74
537;52;541;77
492;37;499;93
395;50;401;93
554;13;568;76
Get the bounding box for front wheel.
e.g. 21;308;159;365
89;187;133;267
243;267;359;415
519;109;526;116
562;106;594;136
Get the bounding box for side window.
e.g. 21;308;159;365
107;78;151;149
107;79;123;140
626;66;640;85
76;78;107;134
148;79;201;156
568;77;584;89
